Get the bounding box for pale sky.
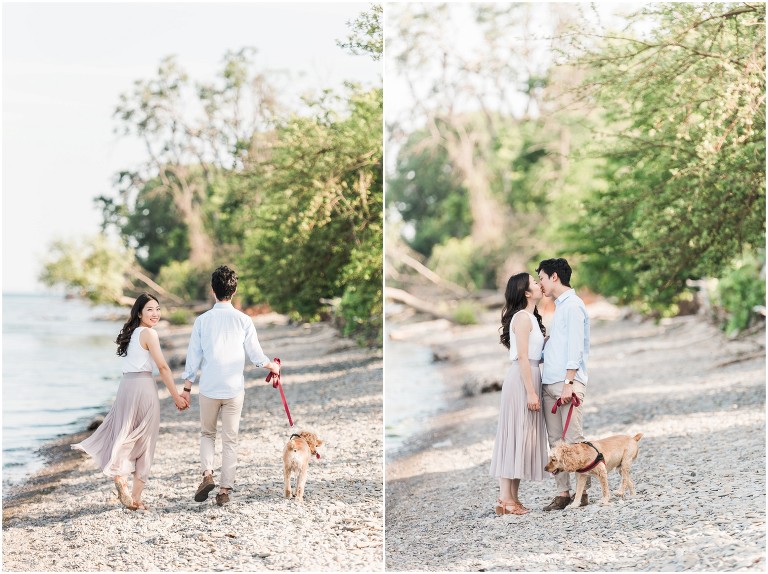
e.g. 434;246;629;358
2;2;380;293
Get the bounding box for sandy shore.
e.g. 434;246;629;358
385;311;765;571
3;314;383;572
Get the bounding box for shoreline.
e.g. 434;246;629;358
385;311;766;571
3;316;384;571
2;320;192;522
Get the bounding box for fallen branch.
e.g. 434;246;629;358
130;267;185;305
385;287;455;321
388;248;469;297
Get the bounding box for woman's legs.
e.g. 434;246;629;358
114;475;135;509
497;478;529;515
131;475;146;508
499;478;521;502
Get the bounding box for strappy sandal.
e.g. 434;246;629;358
495;499;530;515
114;477;137;510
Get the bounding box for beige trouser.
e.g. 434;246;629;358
199;391;245;490
542;381;588;493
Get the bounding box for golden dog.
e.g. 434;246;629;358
544;433;643;509
282;430;322;502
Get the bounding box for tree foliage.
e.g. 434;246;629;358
386;130;471;256
42;6;383;343
40;235;137;305
235;85;383;339
338;3;382;61
570;3;766;310
387;3;587;288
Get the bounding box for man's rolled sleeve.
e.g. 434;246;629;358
181;319;203;381
565;305;585;370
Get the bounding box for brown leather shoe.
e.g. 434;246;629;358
542;495;571;511
215;491;230;506
194;474;215;502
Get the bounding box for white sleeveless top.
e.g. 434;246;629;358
509;310;545;361
122;326;155;373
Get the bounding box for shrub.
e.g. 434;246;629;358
428;237;501;290
713;251;766;335
452;301;480;325
167;309;193;325
156;261;210;302
337;234;383;345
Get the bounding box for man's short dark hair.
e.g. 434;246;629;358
211;265;238;300
536;258;572;287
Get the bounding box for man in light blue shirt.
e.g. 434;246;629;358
537;258;591;511
181;266;280;506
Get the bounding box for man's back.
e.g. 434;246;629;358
183;302;269;399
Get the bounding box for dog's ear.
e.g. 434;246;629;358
301;431;319;449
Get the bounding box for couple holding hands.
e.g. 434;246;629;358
489;258;591;515
73;266;280;510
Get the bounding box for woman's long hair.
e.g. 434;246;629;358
499;272;545;349
115;293;158;357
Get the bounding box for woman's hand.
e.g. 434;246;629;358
526;391;540;411
174;394;189;411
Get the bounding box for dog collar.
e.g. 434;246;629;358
576;441;605;473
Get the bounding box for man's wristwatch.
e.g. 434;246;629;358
183;387;192;393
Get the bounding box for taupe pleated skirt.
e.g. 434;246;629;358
489;360;548;481
72;371;160;482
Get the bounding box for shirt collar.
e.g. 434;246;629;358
555;288;575;305
213;301;234;309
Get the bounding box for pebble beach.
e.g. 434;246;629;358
3;315;383;572
385;313;765;572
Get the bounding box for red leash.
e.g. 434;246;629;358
551;393;581;441
265;358;293;427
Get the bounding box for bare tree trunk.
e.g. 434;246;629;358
164;165;214;270
448;125;508;248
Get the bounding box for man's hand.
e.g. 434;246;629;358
174;394;189;411
180;389;191;409
266;361;281;376
559;383;573;404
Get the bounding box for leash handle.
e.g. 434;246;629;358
551;393;581;441
265;358;293;427
265;357;282;388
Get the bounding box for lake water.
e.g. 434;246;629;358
384;328;446;458
2;293;125;488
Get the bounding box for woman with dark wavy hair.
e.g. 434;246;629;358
72;293;189;510
488;272;548;515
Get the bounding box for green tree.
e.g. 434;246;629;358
112;50;282;272
386;130;471;257
387;3;588;288
96;177;189;276
338;3;382;61
568;3;765;312
236;85;382;338
39;235;137;305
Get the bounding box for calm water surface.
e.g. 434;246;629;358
384;325;446;458
2;293;125;488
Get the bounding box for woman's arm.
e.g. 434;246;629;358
512;314;540;411
141;329;188;410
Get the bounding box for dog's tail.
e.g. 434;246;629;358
633;433;643;442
